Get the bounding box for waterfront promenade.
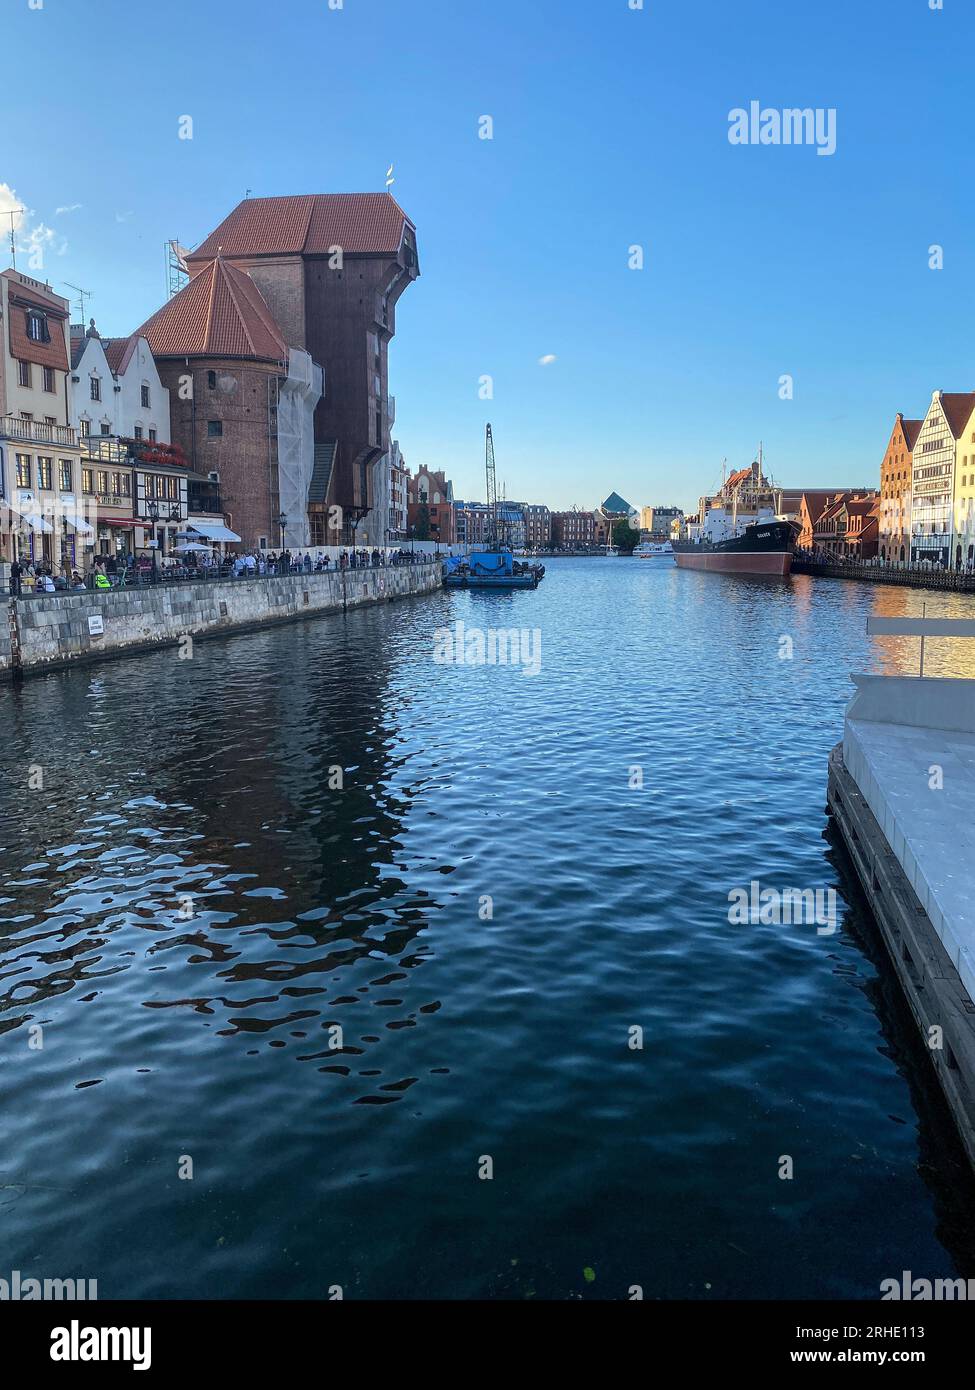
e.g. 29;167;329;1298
793;557;975;593
1;559;441;680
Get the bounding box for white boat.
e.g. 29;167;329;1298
633;541;674;559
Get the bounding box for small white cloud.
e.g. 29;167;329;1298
115;210;134;223
538;354;557;366
56;203;82;215
0;185;68;262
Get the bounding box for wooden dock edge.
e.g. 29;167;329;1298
827;742;975;1171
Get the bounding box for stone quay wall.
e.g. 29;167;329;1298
1;562;441;681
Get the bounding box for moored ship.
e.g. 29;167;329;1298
671;519;798;576
672;445;797;577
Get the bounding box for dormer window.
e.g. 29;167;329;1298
26;310;51;343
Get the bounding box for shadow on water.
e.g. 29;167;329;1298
822;819;975;1274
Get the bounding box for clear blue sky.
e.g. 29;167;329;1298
2;0;970;511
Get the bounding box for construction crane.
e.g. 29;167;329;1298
485;422;499;548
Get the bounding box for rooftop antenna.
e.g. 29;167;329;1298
245;188;251;199
64;281;91;325
3;206;25;269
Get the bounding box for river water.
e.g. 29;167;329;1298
1;560;974;1300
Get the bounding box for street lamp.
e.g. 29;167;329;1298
145;498;160;581
277;512;288;561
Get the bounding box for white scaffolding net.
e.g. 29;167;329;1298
277;349;323;549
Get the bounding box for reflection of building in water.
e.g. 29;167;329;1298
869;585;975;679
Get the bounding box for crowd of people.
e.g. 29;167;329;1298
796;546;975;573
8;544;436;595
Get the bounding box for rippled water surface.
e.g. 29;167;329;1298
2;561;975;1299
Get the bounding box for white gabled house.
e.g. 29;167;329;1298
69;321;170;444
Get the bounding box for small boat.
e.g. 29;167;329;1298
443;548;544;590
633;541;674;559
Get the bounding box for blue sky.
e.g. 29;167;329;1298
2;0;970;511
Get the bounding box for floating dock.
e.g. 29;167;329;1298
827;617;975;1169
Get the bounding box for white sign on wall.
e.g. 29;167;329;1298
87;615;104;637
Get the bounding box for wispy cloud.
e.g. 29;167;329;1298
538;354;557;367
0;181;68;263
56;203;82;215
115;210;134;223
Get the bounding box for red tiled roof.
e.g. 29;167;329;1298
102;336;134;374
727;466;752;489
7;282;69;372
939;392;975;439
900;417;923;452
799;491;840;525
133;259;287;362
188;193;413;264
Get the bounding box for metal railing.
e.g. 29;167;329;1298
10;552;439;597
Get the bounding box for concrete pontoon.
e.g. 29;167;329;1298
828;616;975;1169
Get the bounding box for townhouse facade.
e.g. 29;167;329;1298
520;503;551;549
910;391;975;566
879;413;921;563
0;269;87;572
551;509;598;550
408;466;455;544
70;322;170;445
389;440;409;540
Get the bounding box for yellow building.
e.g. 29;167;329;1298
0;269;87;574
952;398;975;569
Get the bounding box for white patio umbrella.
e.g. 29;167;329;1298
173;542;213;553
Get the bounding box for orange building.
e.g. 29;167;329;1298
879;413;921;563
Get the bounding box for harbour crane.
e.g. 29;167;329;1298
485;422;499;549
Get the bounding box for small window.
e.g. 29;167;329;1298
134;425;143;440
90;377;101;401
80;419;91;437
16;454;31;487
141;384;151;408
17;360;30;388
96;471;109;494
82;468;94;494
43;366;55;392
208;371;217;389
207;420;223;437
59;459;72;491
149;428;157;443
100;422;110;435
26;311;50;343
37;457;53;489
120;474;131;497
